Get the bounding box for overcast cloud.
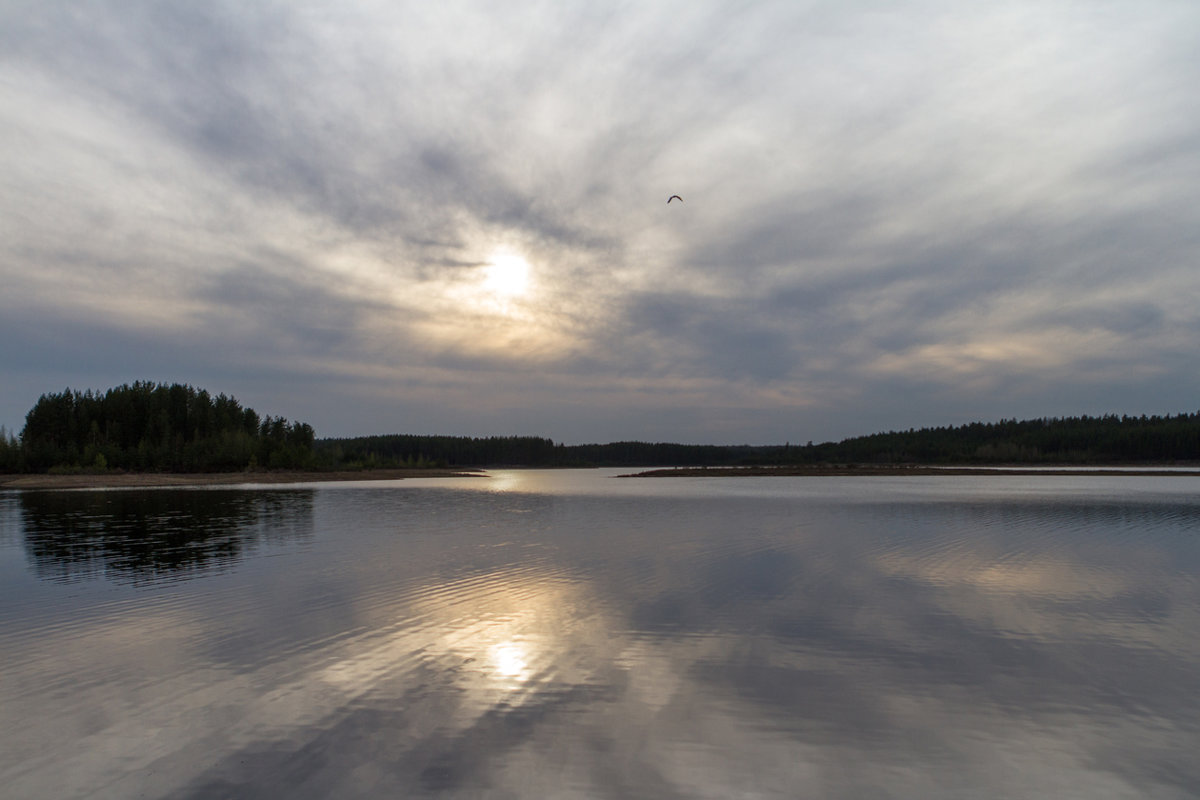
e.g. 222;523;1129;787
2;0;1198;443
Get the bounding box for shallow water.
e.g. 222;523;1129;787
2;470;1199;798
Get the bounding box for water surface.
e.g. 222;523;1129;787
2;471;1198;798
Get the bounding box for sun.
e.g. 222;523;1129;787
483;252;531;298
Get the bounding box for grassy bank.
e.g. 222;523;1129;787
0;468;484;490
621;465;1200;477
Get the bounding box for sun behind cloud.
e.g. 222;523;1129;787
483;252;531;298
408;244;583;361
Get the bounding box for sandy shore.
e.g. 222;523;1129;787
622;465;1200;478
0;468;485;490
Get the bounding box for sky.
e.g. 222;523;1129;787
2;0;1198;445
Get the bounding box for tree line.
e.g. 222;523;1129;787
318;413;1200;468
5;382;314;473
783;413;1200;465
3;382;1199;474
314;434;761;468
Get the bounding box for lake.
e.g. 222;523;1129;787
2;470;1198;799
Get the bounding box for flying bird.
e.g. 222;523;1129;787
667;195;682;204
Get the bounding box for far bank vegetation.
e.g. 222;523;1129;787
2;382;1199;474
319;413;1200;468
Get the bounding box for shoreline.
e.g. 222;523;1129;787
5;464;1200;490
0;468;485;490
621;465;1200;478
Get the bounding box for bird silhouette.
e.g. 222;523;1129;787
667;195;682;204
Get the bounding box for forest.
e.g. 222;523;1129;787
785;413;1200;465
319;412;1200;468
3;382;314;473
3;382;1199;473
314;434;759;469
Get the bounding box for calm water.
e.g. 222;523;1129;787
2;470;1198;799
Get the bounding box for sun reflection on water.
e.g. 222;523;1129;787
394;564;613;715
489;641;531;680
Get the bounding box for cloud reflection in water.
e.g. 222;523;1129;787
2;475;1199;798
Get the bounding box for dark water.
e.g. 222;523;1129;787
1;470;1198;799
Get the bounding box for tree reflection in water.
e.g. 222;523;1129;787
20;489;314;585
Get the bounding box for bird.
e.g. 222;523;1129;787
667;195;682;204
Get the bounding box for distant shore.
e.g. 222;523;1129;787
5;465;1200;490
0;468;484;490
621;465;1200;478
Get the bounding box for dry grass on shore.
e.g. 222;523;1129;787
0;468;484;490
5;465;1200;490
621;465;1200;478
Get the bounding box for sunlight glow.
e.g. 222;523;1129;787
490;642;530;679
406;242;588;360
483;252;531;298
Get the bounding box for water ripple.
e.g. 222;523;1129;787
2;475;1199;798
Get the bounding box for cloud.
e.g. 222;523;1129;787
2;0;1200;441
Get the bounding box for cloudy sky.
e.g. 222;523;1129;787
2;1;1198;444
